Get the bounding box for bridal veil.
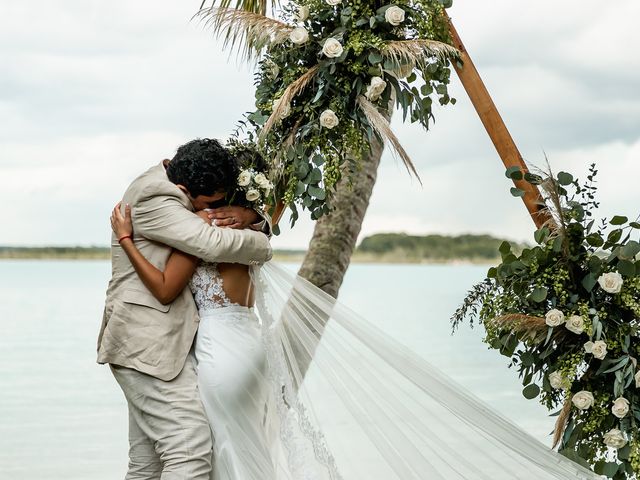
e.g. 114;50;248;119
248;262;600;480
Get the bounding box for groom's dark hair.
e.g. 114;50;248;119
166;138;238;197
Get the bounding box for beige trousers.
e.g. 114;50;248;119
111;354;213;480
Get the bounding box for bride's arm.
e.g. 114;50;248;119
111;202;199;304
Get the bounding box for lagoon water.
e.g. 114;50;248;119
0;260;554;479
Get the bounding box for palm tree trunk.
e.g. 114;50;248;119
297;135;385;297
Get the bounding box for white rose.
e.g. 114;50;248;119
572;390;595;410
272;97;291;120
365;76;387;101
319;109;339;129
254;173;270;188
322;38;344;58
565;315;585;334
591;340;608;360
384;5;405;26
635;370;640;388
296;5;310;21
583;341;594;353
245;189;260;202
548;371;566;390
598;272;624;294
289;27;309;45
237;170;251;187
326;0;342;5
545;309;565;327
612;397;630;418
604;429;627;449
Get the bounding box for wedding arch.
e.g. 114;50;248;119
196;1;640;477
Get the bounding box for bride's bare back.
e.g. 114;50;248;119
216;263;255;306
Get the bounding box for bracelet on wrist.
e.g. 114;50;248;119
118;235;133;244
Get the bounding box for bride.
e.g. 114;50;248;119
110;159;601;480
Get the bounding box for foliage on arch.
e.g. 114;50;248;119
201;0;459;225
454;164;640;479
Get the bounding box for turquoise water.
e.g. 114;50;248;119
0;261;554;479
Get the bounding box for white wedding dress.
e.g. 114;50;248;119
190;261;602;480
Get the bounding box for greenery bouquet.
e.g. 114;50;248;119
452;164;640;479
197;0;458;225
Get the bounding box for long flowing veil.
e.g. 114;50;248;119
251;261;601;480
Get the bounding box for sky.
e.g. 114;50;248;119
1;0;639;249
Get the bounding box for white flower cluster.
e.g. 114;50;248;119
288;3;406;48
237;169;273;205
544;308;585;334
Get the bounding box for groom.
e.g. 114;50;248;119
97;138;272;480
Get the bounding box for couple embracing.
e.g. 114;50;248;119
97;139;602;480
97;138;280;480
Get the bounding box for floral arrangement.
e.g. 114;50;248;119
452;164;640;478
198;0;458;225
235;167;274;208
226;138;274;209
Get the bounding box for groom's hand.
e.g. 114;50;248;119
207;206;259;229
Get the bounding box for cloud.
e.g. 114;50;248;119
1;0;639;249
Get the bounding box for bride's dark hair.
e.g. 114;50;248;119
166;138;238;197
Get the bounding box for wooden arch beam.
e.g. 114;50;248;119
446;15;550;229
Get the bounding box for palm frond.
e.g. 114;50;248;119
552;394;573;449
381;39;459;72
260;65;320;140
486;313;548;342
356;95;422;183
194;7;292;63
199;0;273;16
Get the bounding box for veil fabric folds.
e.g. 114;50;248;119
251;261;601;480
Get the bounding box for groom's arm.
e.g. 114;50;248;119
132;189;272;265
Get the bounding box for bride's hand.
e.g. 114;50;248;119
195;209;213;226
110;202;133;238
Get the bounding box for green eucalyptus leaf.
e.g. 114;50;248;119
534;227;549;244
557;172;574;185
621;240;640;259
523;172;542;185
618;259;636;277
529;287;548;303
522;383;540;399
308;186;326;200
586;233;604;248
505;166;523;180
610;215;628;225
521;352;535;367
297;162;310;180
581;273;597;292
499;241;511;256
368;51;383;65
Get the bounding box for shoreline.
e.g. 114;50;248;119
0;252;498;265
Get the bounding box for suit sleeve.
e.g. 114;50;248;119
132;186;272;265
250;210;273;239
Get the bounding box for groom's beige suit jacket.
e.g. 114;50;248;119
97;162;272;381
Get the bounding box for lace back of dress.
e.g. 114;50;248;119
189;262;239;311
